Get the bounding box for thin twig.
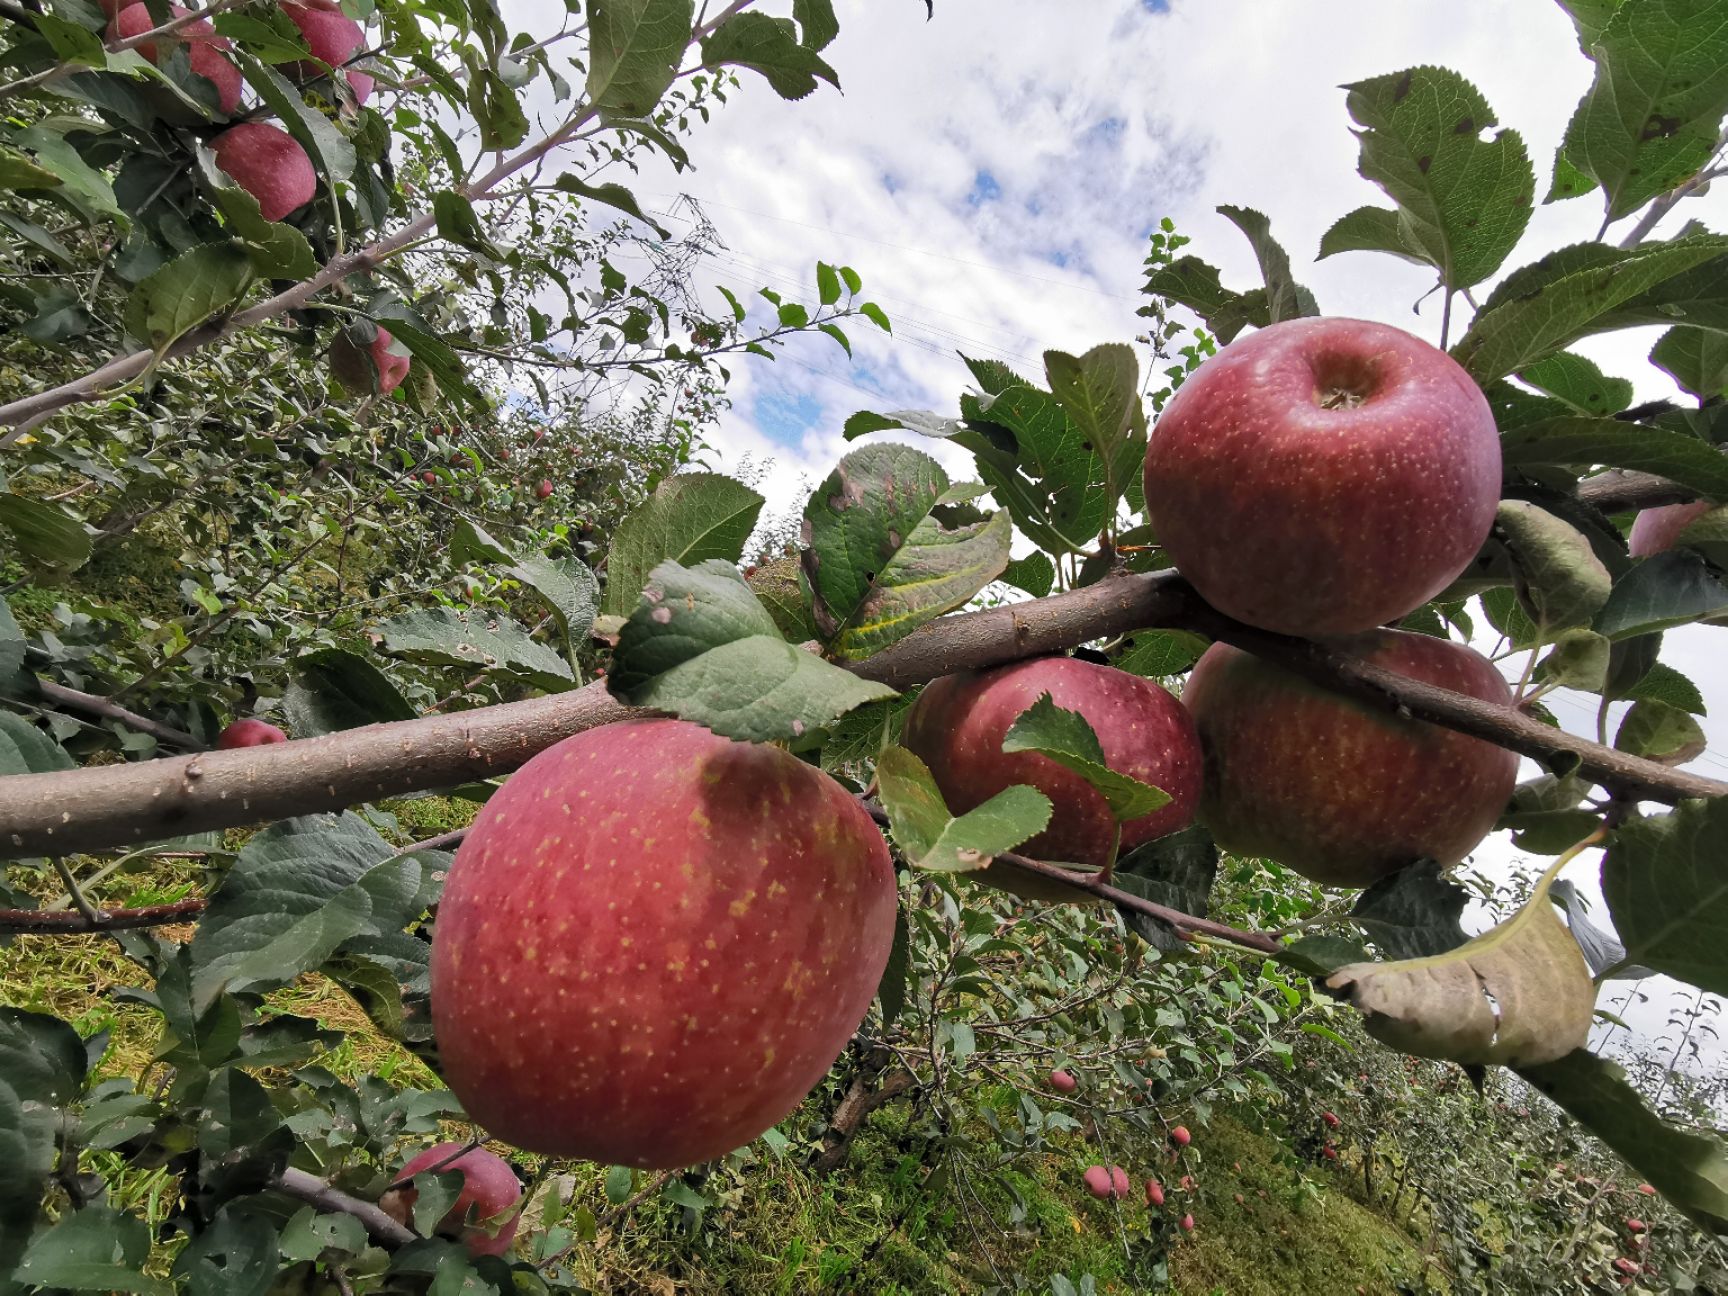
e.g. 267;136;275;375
274;1167;417;1248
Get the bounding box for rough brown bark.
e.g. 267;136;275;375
813;1048;919;1175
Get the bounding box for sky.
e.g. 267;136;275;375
513;1;1728;1074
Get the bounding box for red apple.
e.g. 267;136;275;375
1179;1212;1195;1233
331;327;410;396
1323;1145;1338;1160
534;479;554;500
1048;1068;1077;1094
108;4;241;112
210;122;315;221
380;1143;521;1257
1169;1125;1191;1147
1145;1179;1165;1208
1082;1165;1131;1200
431;718;896;1169
215;718;286;749
1614;1258;1639;1276
1629;501;1719;557
1143;317;1500;636
421;471;436;485
1626;1218;1646;1233
1182;632;1518;887
1637;1183;1657;1196
284;0;370;102
1321;1111;1340;1128
1179;1174;1195;1191
902;656;1202;869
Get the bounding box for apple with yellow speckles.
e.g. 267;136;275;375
1182;631;1518;887
902;655;1201;869
430;717;897;1169
1143;316;1500;637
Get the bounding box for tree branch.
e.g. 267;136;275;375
274;1168;417;1248
1;573;1723;862
1576;469;1703;512
0;897;207;934
33;680;204;750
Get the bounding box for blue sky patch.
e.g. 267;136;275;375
967;169;1003;206
751;386;824;448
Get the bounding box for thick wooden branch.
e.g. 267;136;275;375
1;572;1723;861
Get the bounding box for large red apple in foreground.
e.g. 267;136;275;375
431;718;896;1169
902;656;1201;868
1183;632;1518;886
380;1143;521;1257
1143;317;1500;637
211;123;316;222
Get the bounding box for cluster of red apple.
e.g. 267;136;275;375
423;317;1545;1177
1078;1124;1197;1236
105;0;409;397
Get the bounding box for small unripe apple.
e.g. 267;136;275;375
1145;1179;1165;1208
1179;1213;1195;1233
380;1143;521;1257
421;471;436;485
216;718;287;749
1183;632;1517;887
432;718;896;1168
902;656;1202;869
1048;1068;1077;1094
534;479;553;500
109;4;241;112
211;122;315;222
331;327;410;396
1169;1125;1191;1147
1143;316;1500;636
284;0;370;102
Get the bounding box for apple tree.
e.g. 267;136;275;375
3;0;1728;1290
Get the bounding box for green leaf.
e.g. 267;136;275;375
1327;855;1595;1067
283;647;416;736
0;596;20;684
1625;659;1707;714
876;901;910;1023
601;472;764;617
999;551;1056;598
513;554;600;648
587;0;696;114
1500;415;1728;502
1500;773;1604;854
0;1009;87;1107
793;0;839;50
1615;698;1707;765
1650;325;1728;400
1604;798;1728;995
15;1206;169;1295
376;607;574;692
1140;254;1270;346
609;560;896;743
1113;629;1209;679
1515;351;1633;415
433;191;504;259
277;1207;365;1264
236;54;355;185
1001;693;1171;822
1552;0;1728;221
1453;234;1728;381
0;491;91;573
1539;628;1611;693
122;241;253;353
816;260;841;306
875;746;1052;873
172;1209;279;1296
1495;499;1612;633
1336;66;1535;290
1044;342;1147;516
1517;1049;1728;1233
859;301;890;332
552;173;670;238
1351;862;1470;960
701;11;839;101
1318;204;1426;265
801;444;1010;661
1216;205;1320;323
188;813;435;1007
1112;824;1219;951
1595;550;1728;639
960;383;1114;555
0;145;63;193
0;712;75;775
0;1075;55;1281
